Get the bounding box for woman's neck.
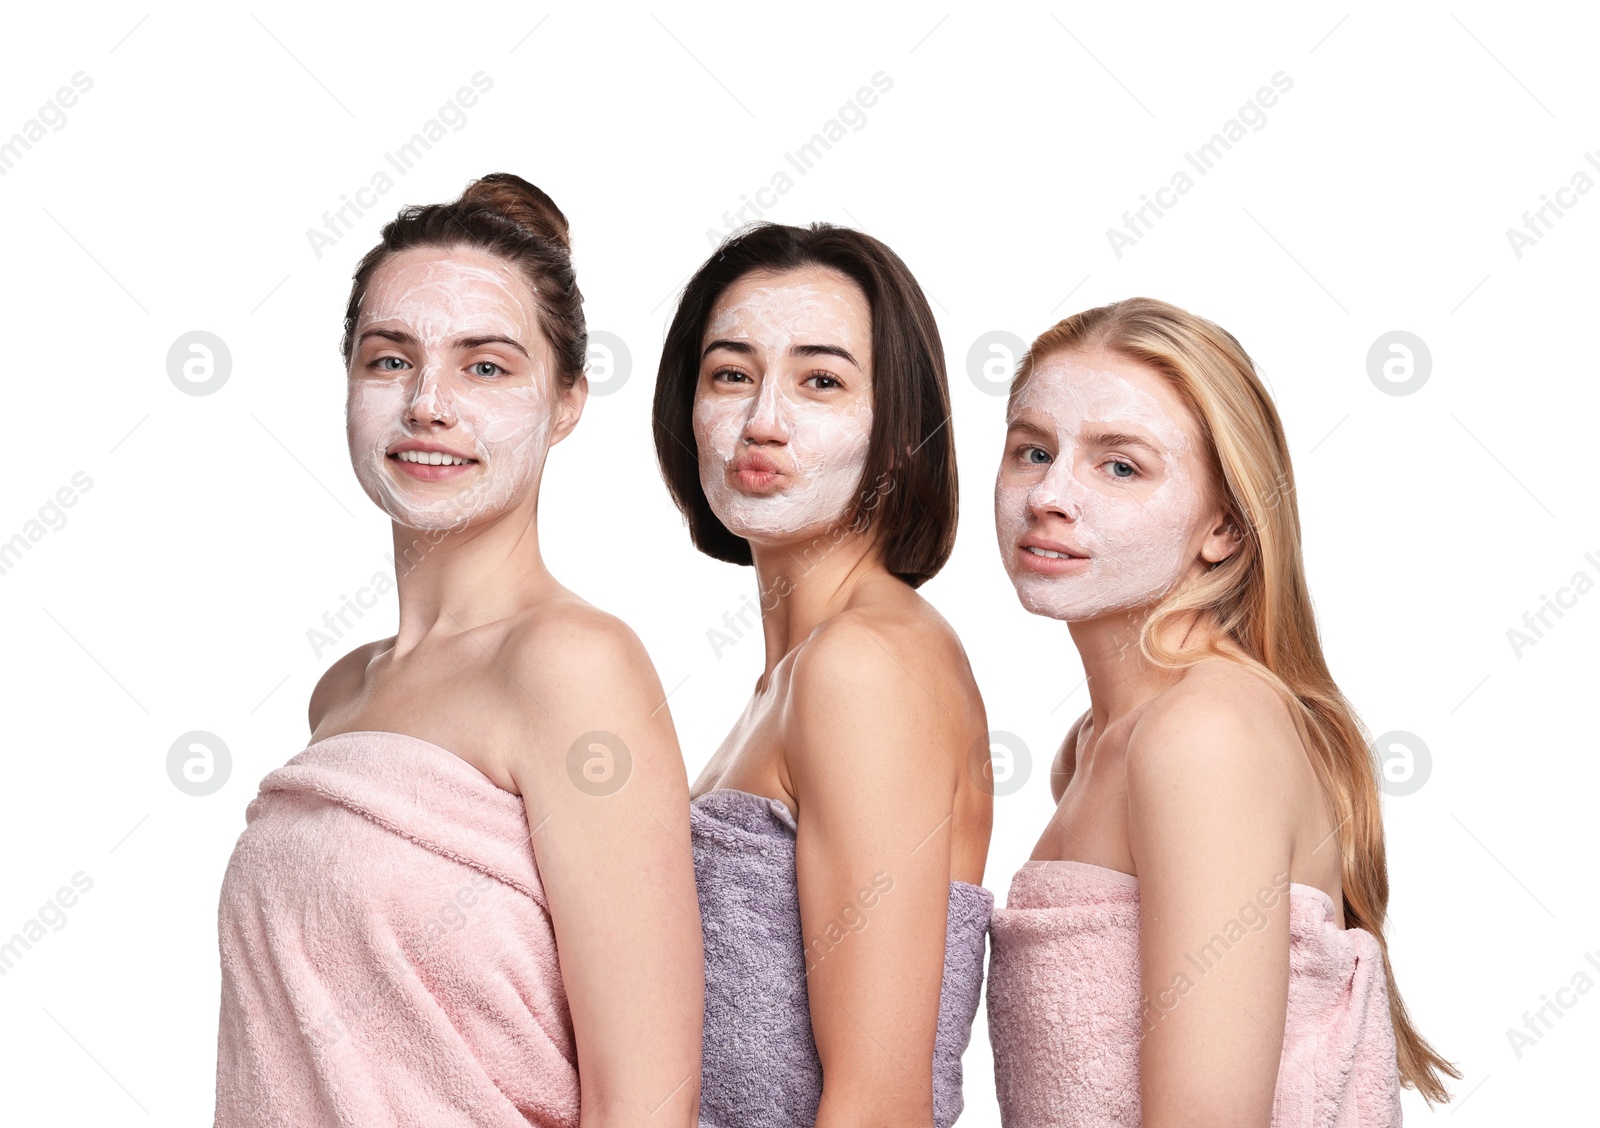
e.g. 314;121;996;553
748;524;887;688
1067;607;1229;737
387;501;556;657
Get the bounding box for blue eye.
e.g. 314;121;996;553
470;361;504;379
1023;447;1051;465
373;355;408;372
1107;459;1137;479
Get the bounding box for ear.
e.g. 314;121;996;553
549;372;588;447
1201;510;1244;565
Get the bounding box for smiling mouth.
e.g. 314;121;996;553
1024;546;1084;560
387;449;479;482
390;450;476;467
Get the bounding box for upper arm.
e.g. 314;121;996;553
788;617;966;1126
504;612;702;1126
1125;685;1297;1128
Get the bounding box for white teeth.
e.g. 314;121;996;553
1027;546;1075;559
395;449;469;466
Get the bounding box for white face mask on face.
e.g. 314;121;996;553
694;270;875;543
995;351;1212;622
346;249;555;532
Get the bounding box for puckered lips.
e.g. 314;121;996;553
731;449;786;493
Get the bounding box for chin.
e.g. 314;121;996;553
1010;572;1096;623
1017;591;1075;623
387;508;474;534
717;504;853;549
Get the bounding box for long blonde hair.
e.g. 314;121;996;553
1012;296;1458;1102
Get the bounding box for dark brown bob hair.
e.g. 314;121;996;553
652;222;956;588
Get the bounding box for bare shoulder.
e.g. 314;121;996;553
793;583;973;700
307;639;384;733
1126;657;1301;801
787;587;981;791
500;594;665;712
1124;657;1304;889
491;594;683;801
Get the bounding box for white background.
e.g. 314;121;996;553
1;1;1594;1123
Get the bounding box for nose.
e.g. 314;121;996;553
1027;459;1082;522
740;373;788;446
405;359;456;428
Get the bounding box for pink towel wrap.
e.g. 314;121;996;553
213;730;579;1127
986;860;1402;1126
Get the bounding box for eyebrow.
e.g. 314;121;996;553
458;334;530;358
791;342;861;367
1005;418;1165;456
1086;429;1163;455
702;338;755;358
701;338;861;368
357;328;530;358
357;328;413;348
1005;417;1054;443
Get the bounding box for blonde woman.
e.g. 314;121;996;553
985;297;1455;1126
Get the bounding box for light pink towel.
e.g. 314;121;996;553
987;860;1402;1126
214;730;579;1127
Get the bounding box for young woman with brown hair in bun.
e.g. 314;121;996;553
213;174;703;1127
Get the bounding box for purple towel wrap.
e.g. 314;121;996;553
691;787;992;1128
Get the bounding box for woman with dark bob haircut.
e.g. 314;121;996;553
654;222;995;1128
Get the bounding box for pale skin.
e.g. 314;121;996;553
309;244;703;1126
996;347;1344;1128
690;265;993;1127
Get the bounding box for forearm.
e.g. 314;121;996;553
814;1083;933;1128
